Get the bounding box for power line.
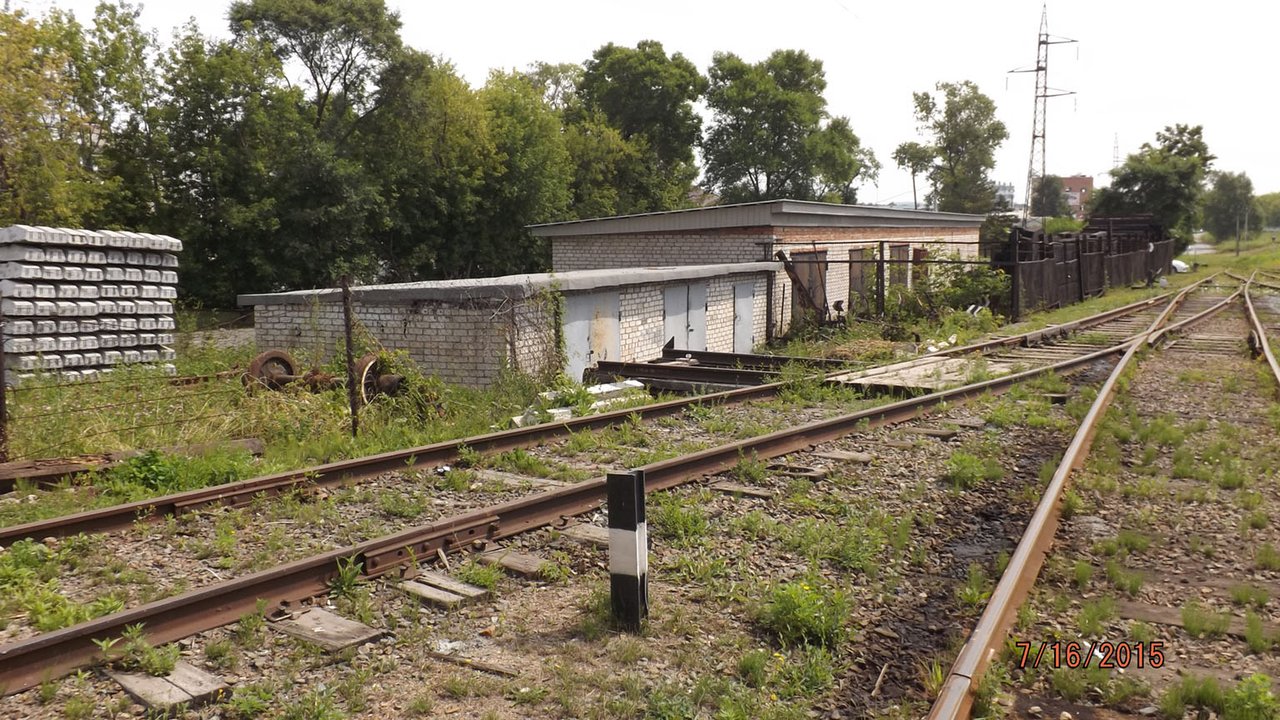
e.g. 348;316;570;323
1010;4;1077;219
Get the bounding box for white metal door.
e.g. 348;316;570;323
687;282;707;351
733;282;754;354
663;285;688;350
564;291;620;382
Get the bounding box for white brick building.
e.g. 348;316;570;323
530;199;986;339
241;264;775;387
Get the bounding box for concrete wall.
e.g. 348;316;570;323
253;296;558;388
551;224;980;338
252;266;774;388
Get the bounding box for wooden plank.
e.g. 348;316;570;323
813;450;872;464
164;662;228;705
0;437;266;493
426;651;519;677
400;579;469;608
107;669;193;709
415;570;489;600
274;607;383;652
470;468;570;489
1116;600;1280;639
903;426;958;440
710;481;775;499
478;547;548;577
766;463;827;480
561;523;610;548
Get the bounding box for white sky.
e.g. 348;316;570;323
27;0;1280;206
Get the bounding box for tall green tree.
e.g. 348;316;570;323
1090;124;1214;248
1030;175;1070;217
0;9;99;225
578;40;704;209
1257;192;1280;229
228;0;402;128
892;141;935;209
1201;171;1258;242
702;49;877;203
909;81;1008;213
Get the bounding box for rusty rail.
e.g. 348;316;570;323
1244;272;1280;393
0;333;1149;695
927;280;1236;719
0;281;1209;547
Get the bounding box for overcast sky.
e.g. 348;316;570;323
28;0;1280;207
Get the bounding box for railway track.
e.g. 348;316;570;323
0;277;1236;713
927;274;1260;719
0;276;1218;547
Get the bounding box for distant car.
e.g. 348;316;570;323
1171;259;1190;273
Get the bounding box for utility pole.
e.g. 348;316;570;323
1011;5;1076;220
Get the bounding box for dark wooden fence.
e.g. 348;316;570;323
999;216;1175;317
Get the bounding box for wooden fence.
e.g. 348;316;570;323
1001;217;1175;317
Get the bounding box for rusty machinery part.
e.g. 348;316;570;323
244;349;298;391
354;353;405;406
0;276;1221;547
0;282;1239;696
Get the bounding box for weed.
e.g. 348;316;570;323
1072;560;1093;590
957;563;992;608
280;687;343;720
329;555;362;600
737;649;770;688
1181;600;1230;638
204;638;237;670
406;693;435;716
1159;675;1225;719
1246;612;1273;655
649;493;710;547
1130;620;1157;644
455;560;503;591
920;659;946;700
1232;585;1270;608
1061;490;1084;519
63;695;95;720
1247;511;1271;530
944;451;1003;489
1258;543;1280;571
758;578;849;647
1105;561;1143;596
732;452;768;484
1226;674;1279;720
224;682;276;719
1076;596;1116;637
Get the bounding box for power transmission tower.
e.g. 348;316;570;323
1113;134;1120;169
1011;5;1076;219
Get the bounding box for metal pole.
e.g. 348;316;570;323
607;469;647;631
340;276;359;439
876;241;886;316
1010;228;1022;323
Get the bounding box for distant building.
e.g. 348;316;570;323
995;182;1016;209
1061;175;1094;218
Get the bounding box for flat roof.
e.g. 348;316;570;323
239;262;781;306
527;199;986;238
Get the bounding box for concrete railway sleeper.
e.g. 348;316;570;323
0;276;1219;548
926;275;1254;717
0;283;1233;706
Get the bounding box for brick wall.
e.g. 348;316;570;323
549;224;980;338
551;228;775;271
253;269;774;387
253;297;542;388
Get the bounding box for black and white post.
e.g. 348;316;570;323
607;469;648;631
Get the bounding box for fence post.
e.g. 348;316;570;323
340;275;359;439
876;241;886;316
1009;228;1021;323
607;469;648;631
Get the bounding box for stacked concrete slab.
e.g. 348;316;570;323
0;225;181;382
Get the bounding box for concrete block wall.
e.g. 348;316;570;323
0;225;181;382
254;298;525;388
617;286;665;361
551;228;774;271
614;271;771;361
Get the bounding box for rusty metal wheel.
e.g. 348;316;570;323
245;349;297;391
354;353;382;406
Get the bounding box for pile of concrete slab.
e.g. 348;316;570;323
0;225;181;382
